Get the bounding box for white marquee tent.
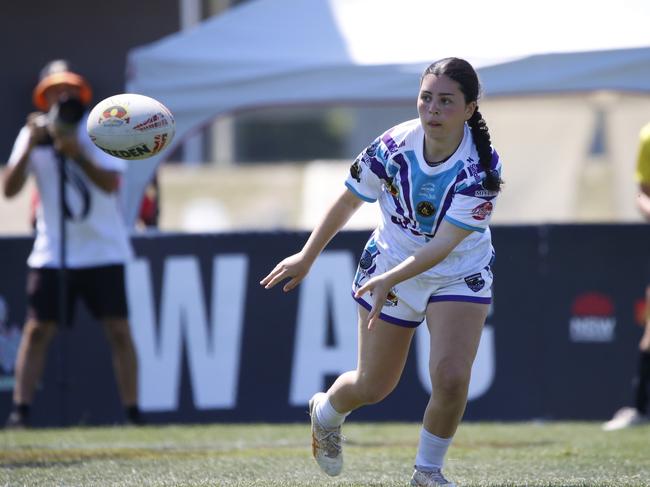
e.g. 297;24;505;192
124;0;650;227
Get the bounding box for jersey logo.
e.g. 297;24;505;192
474;189;498;198
471;201;493;221
361;139;381;166
416;201;435;218
354;241;380;290
468;161;480;177
418;182;436;199
464;273;485;292
384;288;399;307
383;179;399;196
366;139;380;158
359;247;378;271
350;159;362;183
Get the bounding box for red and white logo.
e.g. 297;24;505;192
569;292;616;343
471;201;493;221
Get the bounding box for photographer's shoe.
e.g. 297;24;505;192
5;411;28;430
308;392;344;476
602;407;648;431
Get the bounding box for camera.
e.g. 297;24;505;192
48;93;85;132
32;93;86;145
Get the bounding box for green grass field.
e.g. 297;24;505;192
1;422;648;486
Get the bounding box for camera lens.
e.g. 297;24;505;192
54;95;85;125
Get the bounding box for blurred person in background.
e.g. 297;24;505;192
603;122;650;431
136;176;160;230
2;60;142;428
262;58;502;487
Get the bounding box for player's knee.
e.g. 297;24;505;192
430;361;471;399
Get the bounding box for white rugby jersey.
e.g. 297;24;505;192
345;119;501;280
8;116;133;268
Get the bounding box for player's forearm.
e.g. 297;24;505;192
383;221;471;287
301;189;363;263
382;243;449;287
3;153;31;198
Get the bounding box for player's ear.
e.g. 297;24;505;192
464;101;477;121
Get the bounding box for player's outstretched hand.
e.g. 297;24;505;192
354;274;392;330
260;253;310;292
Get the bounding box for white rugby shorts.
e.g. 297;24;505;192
351;235;492;327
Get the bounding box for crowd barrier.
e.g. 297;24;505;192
0;225;646;426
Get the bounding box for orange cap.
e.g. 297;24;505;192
32;71;92;111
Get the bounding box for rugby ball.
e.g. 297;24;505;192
87;93;175;160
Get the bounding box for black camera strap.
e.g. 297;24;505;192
56;150;70;426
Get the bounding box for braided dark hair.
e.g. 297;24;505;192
422;58;502;192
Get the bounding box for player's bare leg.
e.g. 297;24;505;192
328;306;415;412
423;301;487;436
309;306;415;476
410;301;487;487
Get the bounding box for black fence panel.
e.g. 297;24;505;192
0;225;647;426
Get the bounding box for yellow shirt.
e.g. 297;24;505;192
635;122;650;185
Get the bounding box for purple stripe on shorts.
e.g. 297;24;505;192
351;291;422;328
428;295;492;304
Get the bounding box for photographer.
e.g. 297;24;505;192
2;60;142;428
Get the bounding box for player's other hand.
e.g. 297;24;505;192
354;274;392;330
260;252;311;292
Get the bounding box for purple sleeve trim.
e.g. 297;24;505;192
351;291;422;328
428;295;492;304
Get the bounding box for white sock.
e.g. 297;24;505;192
315;396;349;429
414;428;452;470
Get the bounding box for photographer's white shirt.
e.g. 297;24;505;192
8;117;133;268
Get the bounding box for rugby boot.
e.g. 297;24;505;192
308;392;344;476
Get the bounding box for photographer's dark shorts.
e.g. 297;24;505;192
26;265;129;325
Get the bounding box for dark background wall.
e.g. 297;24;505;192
0;1;179;161
0;225;646;426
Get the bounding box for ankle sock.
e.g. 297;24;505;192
414;427;452;470
315;396;349;429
